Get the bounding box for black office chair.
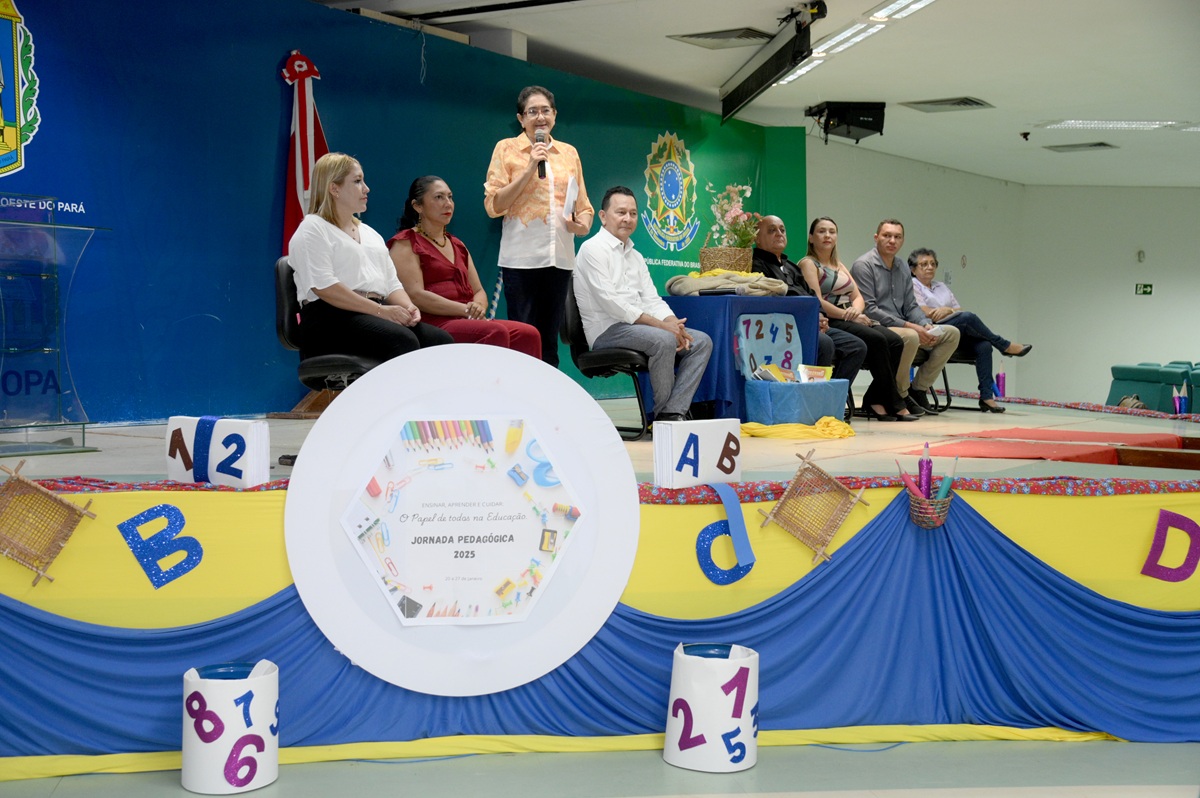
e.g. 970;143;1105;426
274;256;383;414
560;276;651;441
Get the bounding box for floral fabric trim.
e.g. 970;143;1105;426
938;389;1200;423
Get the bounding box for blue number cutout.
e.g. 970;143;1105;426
233;689;254;728
216;433;246;479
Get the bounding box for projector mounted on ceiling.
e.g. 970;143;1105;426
720;2;828;123
806;101;886;144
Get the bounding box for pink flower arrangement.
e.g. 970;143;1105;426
706;182;761;248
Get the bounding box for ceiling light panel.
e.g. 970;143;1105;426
830;23;886;54
775;59;824;86
1043;120;1176;131
892;0;937;19
812;23;866;56
869;0;936;21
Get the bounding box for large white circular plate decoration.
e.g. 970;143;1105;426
285;344;640;696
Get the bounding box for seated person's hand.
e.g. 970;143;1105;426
662;317;691;350
464;301;485;319
929;307;955;322
841;306;862;323
384;304;421;327
916;326;940;345
818;314;829;333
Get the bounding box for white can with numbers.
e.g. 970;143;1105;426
663;643;759;773
182;660;279;794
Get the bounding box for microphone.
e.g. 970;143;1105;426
535;130;546;179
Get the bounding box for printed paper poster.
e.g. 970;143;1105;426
340;418;583;625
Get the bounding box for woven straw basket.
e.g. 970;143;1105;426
908;492;953;529
698;245;752;272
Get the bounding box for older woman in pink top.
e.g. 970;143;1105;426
909;247;1031;412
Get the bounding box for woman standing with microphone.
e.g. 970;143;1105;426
484;85;593;367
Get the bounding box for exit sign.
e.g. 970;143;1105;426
1135;284;1153;295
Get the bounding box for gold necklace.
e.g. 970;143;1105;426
417;223;448;248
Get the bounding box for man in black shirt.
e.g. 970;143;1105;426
752;216;866;414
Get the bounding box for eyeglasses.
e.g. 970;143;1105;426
523;107;555;119
915;261;938;269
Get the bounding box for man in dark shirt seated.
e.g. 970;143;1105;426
752;216;866;418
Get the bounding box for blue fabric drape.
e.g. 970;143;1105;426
3;492;1198;757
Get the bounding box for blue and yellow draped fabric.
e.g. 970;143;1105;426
2;487;1199;781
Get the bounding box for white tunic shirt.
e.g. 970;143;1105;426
288;214;403;304
574;227;672;346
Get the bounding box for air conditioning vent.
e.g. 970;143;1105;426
1043;142;1119;153
900;97;994;113
668;28;774;50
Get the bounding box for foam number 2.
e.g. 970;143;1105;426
671;697;707;750
185;691;225;743
216;433;246;479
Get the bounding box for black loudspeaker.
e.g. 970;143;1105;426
806;102;885;143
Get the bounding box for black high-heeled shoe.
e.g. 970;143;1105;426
1003;344;1032;358
979;399;1007;413
866;408;898;422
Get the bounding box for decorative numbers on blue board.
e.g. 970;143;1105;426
736;312;801;379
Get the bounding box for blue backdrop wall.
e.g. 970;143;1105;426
1;0;805;422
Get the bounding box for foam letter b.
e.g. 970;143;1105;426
117;504;204;588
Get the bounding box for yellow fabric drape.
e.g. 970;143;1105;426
740;416;855;439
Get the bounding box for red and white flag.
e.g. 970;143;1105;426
281;51;330;254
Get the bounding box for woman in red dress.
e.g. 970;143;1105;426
388;176;540;359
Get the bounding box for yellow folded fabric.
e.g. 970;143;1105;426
740;416;855;439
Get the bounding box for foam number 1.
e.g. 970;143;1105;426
716;666;755;764
721;666;750;717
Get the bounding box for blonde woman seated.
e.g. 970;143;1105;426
388;176;540;359
798;216;914;422
288;153;453;362
909;247;1031;413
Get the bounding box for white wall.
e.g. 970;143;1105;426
1016;186;1200;403
806;135;1200;404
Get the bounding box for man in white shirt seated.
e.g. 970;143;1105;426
574;186;713;423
